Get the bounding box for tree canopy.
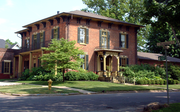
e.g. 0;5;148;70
142;0;180;47
146;24;180;58
40;38;85;82
5;39;17;45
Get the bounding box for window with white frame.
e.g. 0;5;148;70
80;28;86;43
3;60;11;74
80;54;85;69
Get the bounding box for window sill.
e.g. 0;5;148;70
121;48;127;50
79;43;87;46
3;73;10;74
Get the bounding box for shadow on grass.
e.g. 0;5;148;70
75;85;165;93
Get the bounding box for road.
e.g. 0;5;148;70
0;92;180;112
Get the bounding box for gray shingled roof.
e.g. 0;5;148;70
64;10;143;27
0;39;12;48
138;52;180;63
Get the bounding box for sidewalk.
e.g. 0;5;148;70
0;82;22;86
43;86;97;94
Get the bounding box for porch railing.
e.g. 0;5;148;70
21;40;51;52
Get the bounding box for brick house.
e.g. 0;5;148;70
12;10;142;79
0;39;20;79
138;52;180;67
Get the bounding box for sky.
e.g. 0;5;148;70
0;0;87;46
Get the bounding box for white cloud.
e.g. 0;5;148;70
6;0;13;6
0;18;7;25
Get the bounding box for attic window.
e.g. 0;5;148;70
77;18;82;24
98;21;103;27
86;19;91;25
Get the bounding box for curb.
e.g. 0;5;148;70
0;90;180;97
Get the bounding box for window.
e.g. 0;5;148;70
24;38;30;50
80;28;86;43
51;27;59;39
54;28;58;39
80;54;85;69
121;34;126;48
100;30;110;49
77;27;89;44
2;60;11;74
120;57;129;67
33;34;37;49
101;31;107;48
40;33;43;47
79;54;89;70
119;33;128;48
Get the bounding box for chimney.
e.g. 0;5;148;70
57;11;59;14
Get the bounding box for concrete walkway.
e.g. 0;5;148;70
42;86;97;94
0;82;22;86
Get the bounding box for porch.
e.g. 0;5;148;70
95;46;123;81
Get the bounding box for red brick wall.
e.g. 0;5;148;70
68;18;137;72
20;16;138;73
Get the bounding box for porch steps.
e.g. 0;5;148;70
112;76;120;83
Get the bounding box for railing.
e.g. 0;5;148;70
21;40;51;52
95;46;121;50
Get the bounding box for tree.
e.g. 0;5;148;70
40;38;85;82
147;24;180;58
142;0;180;47
82;0;150;51
5;39;17;45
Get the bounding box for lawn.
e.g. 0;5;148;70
15;81;173;92
0;84;80;94
152;103;180;112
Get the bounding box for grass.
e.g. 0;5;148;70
0;84;79;94
152;103;180;112
15;81;168;92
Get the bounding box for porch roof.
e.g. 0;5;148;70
94;49;123;53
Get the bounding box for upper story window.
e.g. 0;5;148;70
101;31;107;48
33;34;37;49
24;38;30;50
99;30;110;49
77;27;89;44
51;26;59;39
40;32;43;47
119;33;128;48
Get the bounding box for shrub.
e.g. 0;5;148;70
137;80;144;85
156;80;160;85
147;80;151;85
160;80;164;85
64;71;99;81
144;80;148;85
168;79;174;84
173;80;179;84
167;65;180;81
151;80;155;85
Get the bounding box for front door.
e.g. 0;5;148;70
24;61;29;71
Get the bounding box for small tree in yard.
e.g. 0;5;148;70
40;38;85;82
